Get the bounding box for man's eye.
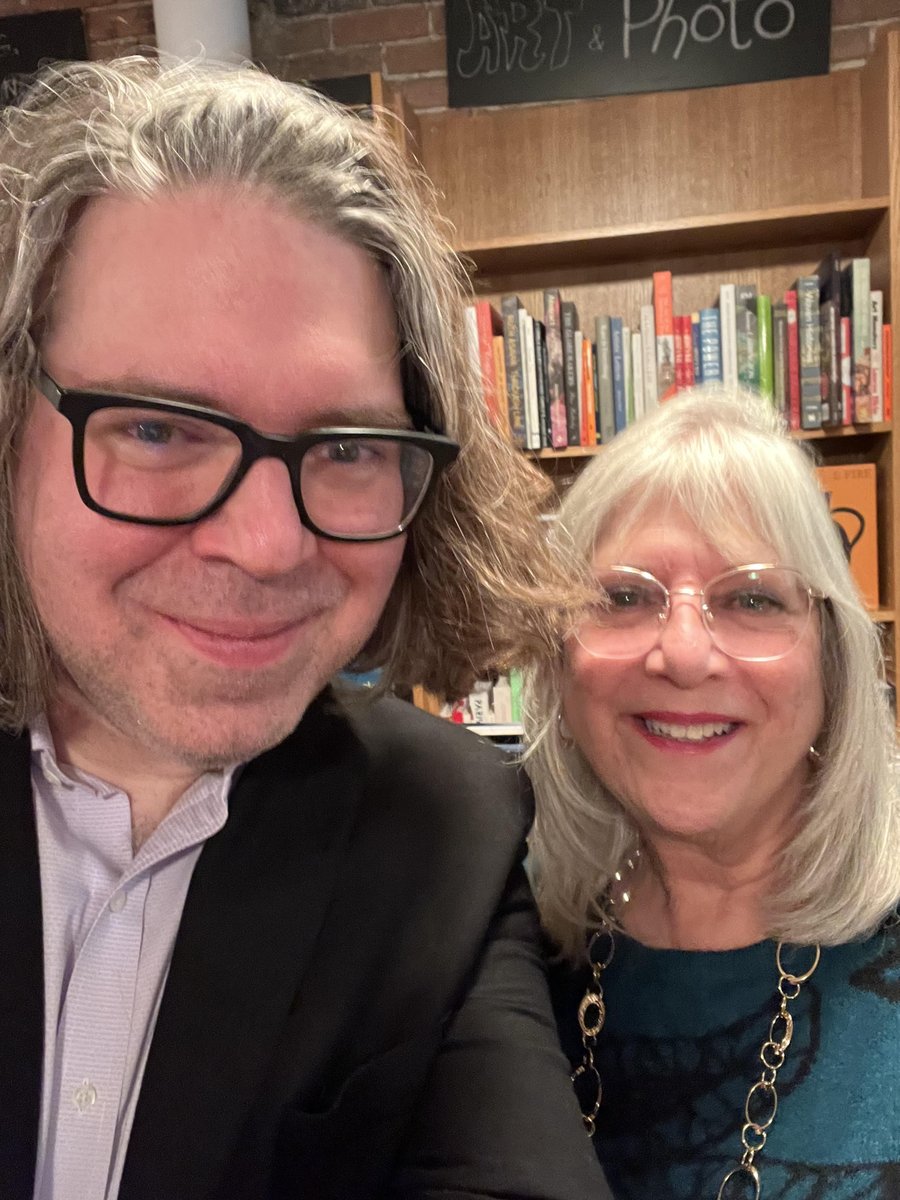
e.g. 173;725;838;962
131;420;176;445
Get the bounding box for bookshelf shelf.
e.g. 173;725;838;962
458;199;891;282
531;424;892;456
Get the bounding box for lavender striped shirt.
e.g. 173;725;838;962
29;717;234;1200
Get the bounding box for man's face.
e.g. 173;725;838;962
14;187;408;768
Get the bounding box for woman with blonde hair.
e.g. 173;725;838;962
526;387;900;1198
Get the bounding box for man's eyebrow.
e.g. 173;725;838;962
80;377;414;430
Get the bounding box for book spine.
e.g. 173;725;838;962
772;301;788;418
519;308;540;450
491;334;511;440
796;277;822;430
653;271;676;401
560;300;581;445
640;304;658;409
610;317;627;433
719;283;737;388
574;329;586;445
840;315;853;425
474;300;500;426
784;290;800;431
582;338;598;444
542;289;568;448
674;315;687;391
690;312;701;386
819;297;839;426
871;290;884;422
849;258;872;421
735;284;758;390
884;323;893;422
623;326;634;425
699;307;722;384
533;318;550;447
631;331;644;421
596;316;615;443
500;295;526;447
757;294;773;403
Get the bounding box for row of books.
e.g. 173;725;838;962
439;670;524;728
465;256;892;449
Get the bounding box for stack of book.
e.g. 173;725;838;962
466;256;891;448
439;670;523;730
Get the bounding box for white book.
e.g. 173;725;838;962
631;331;645;420
574;329;584;443
464;305;480;375
519;308;541;450
640;305;658;410
622;326;633;425
871;290;884;421
492;675;513;724
719;283;737;389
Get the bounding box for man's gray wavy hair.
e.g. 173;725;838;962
0;56;568;729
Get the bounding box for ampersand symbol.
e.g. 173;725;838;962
589;24;604;51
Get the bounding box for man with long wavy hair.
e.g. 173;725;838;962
0;57;607;1200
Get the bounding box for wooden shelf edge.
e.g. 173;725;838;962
458;197;891;278
526;423;891;459
871;609;895;624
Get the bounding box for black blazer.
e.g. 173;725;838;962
0;691;609;1199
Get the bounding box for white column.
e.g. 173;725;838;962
152;0;252;63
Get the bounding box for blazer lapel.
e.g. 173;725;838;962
0;728;44;1200
119;693;367;1200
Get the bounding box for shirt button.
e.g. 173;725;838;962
73;1080;98;1114
108;892;127;914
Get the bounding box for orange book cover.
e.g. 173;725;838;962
474;299;502;424
816;463;880;610
491;334;511;439
653;271;677;402
581;337;597;445
884;323;893;422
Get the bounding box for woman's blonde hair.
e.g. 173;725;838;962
525;387;900;959
0;56;564;728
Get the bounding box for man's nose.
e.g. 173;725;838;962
187;458;318;578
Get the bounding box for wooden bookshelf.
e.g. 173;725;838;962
416;29;900;689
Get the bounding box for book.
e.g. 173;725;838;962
472;300;504;427
595;316;616;443
840;315;853;425
533;318;550;448
610;316;627;434
795;276;822;430
640;305;659;410
491;335;511;439
784;290;801;431
574;328;585;444
757;294;773;403
718;283;738;389
816;463;880;609
842;258;872;421
560;299;581;444
772;300;788;417
500;295;527;447
631;330;644;421
815;252;841;426
699;307;722;384
735;284;758;390
871;290;884;422
674;315;686;391
653;271;676;401
519;308;540;450
623;326;634;424
884;323;893;422
581;334;598;445
690;312;702;386
542;289;569;448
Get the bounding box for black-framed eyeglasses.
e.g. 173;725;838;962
574;564;825;663
35;369;460;542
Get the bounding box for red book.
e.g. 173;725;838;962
674;315;687;390
784;290;801;431
841;316;853;424
683;315;695;386
653;271;677;401
884;323;893;422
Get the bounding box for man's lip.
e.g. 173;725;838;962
160;615;304;640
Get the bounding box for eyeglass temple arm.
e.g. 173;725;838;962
35;369;63;410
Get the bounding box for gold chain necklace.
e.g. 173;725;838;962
573;919;821;1199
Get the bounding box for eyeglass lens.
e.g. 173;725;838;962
82;406;434;537
575;566;814;662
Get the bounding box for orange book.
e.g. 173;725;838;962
653;271;676;401
816;464;880;610
581;337;597;446
884;323;893;422
491;334;511;440
474;299;502;425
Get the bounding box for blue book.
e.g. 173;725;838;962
700;308;723;383
610;317;627;434
691;313;703;385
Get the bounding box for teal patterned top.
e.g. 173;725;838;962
550;922;900;1198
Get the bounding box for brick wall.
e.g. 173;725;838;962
0;0;155;60
250;0;900;112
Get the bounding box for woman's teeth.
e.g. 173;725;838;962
642;718;736;742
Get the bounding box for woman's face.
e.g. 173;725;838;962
562;502;825;849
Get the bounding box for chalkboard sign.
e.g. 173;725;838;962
447;0;831;108
0;10;87;107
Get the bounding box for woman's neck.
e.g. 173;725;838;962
618;827;790;951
